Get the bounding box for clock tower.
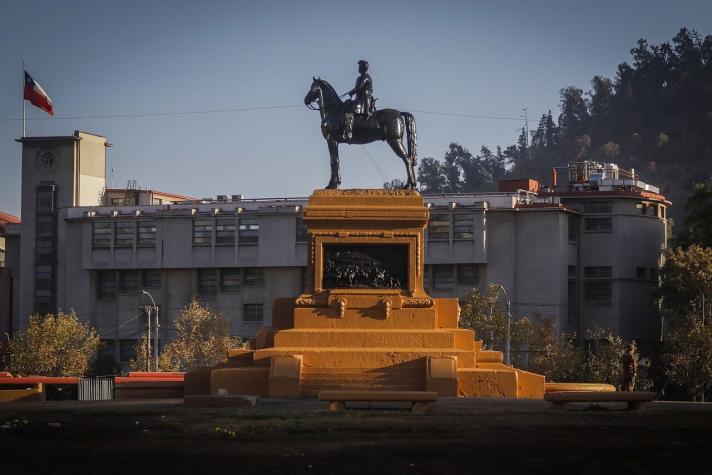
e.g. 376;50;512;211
16;131;109;317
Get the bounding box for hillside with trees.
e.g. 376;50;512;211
416;28;712;232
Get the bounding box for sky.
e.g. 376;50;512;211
1;0;711;216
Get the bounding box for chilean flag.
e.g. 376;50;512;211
24;71;54;116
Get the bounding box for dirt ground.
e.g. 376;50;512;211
1;397;711;474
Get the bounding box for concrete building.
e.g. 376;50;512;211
1;211;21;337
4;132;670;366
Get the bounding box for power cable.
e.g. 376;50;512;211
359;145;389;182
0;105;538;123
0;104;304;122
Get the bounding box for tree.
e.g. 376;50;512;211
657;245;712;321
417;157;447;193
150;299;242;372
8;310;101;377
658;245;712;400
383;178;406;190
663;318;712;401
680;181;712;247
459;285;539;362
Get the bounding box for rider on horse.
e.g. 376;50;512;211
343;59;374;143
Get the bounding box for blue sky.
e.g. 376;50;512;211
1;0;710;216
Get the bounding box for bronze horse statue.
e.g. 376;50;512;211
304;78;417;189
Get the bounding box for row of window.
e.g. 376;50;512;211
35;184;58;315
423;264;479;292
97;269;161;299
92;217;310;248
427;214;476;241
193;218;259;245
93;220;157;247
197;268;264;296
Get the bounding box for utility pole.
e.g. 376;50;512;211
145;305;151;372
142;290;158;372
494;283;512;366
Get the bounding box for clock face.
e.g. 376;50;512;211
35;147;60;173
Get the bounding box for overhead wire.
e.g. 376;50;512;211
0;105;538;123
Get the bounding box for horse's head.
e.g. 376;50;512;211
304;77;321;108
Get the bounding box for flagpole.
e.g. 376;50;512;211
22;61;26;138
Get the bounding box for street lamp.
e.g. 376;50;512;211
142;290;159;372
493;284;512;366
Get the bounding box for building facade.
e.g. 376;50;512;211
5;132;670;366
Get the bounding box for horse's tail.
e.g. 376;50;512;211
402;112;417;167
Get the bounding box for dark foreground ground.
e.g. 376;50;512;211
1;397;711;474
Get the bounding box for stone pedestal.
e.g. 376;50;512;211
188;189;545;399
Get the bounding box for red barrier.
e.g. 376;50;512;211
0;376;80;385
127;372;185;379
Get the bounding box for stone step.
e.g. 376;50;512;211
274;328;475;350
475;350;504;363
293;307;439;330
253;347;476;369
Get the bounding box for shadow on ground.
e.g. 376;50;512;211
1;398;711;474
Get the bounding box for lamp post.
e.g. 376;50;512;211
142;290;159;372
493;284;512;366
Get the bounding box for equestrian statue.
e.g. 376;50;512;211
304;60;418;189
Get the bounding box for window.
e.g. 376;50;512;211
36;239;54;264
432;265;454;291
36;215;55;238
637;203;647;215
584;281;612;303
428;214;450;241
35;265;53;286
584;266;612;279
453;214;474;240
243;303;264;323
296;218;309;243
583;201;612;214
137;220;156;246
142;270;161;288
584;217;612;232
221;268;241;292
243;268;264;286
568;216;578;243
660;206;666;219
636;267;647;279
114;221;134;247
568;265;577;278
98;270;117;300
119;339;136;363
649;204;658;216
110;198;124;206
92;221;112;247
456;264;479;286
36;186;56;214
120;270;139;293
216;218;235;245
0;251;4;268
198;269;217;297
423;265;432;292
193;219;213;245
239;218;259;244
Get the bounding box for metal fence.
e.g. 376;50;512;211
78;376;115;401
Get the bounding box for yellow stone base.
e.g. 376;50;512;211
187;190;547;399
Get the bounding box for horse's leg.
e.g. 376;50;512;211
386;136;415;189
326;139;341;189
